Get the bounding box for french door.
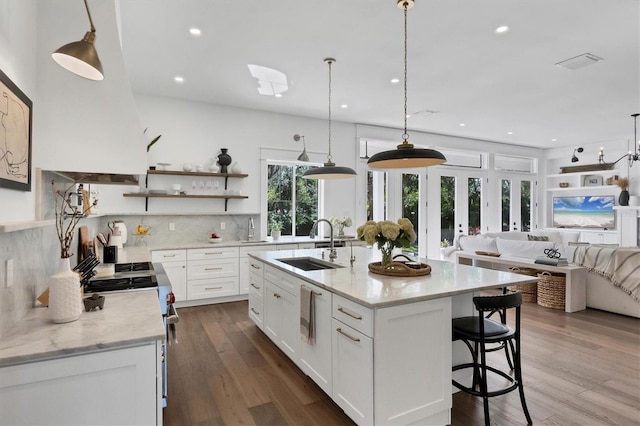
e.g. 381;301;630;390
497;174;536;232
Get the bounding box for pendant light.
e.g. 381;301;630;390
367;0;446;169
52;0;104;81
302;58;357;179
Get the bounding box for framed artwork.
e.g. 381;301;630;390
583;174;603;186
0;68;32;191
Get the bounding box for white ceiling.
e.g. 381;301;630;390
118;0;640;149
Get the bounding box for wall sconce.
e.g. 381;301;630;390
293;134;309;162
571;147;583;162
51;0;104;81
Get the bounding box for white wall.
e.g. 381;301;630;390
0;0;37;222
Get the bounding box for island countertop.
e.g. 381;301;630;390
0;290;165;368
248;246;538;308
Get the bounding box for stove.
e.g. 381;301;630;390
84;262;158;293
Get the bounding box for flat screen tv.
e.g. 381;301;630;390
553;196;615;229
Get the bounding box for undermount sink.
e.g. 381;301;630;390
238;240;268;244
277;257;344;271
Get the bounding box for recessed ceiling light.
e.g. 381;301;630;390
341;104;348;109
459;123;465;127
390;78;400;84
174;76;184;84
406;114;411;119
189;28;202;37
551;138;557;142
495;26;509;34
507;131;513;135
275;93;283;98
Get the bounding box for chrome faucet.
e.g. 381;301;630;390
247;217;255;241
310;219;336;261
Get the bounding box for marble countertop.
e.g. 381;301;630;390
132;235;358;251
249;247;539;308
0;290;165;367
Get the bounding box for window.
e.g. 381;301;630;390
402;173;419;253
267;163;318;236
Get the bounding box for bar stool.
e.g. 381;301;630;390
452;291;532;426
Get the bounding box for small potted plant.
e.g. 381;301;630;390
269;220;283;240
616;177;630;206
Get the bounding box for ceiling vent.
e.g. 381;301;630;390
555;53;603;70
410;109;439;117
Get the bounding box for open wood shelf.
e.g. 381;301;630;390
123;193;248;199
147;170;248;178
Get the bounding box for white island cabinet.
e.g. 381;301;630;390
247;247;538;426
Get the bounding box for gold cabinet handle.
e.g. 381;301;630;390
250;264;261;269
336;327;360;342
250;308;260;315
205;286;223;290
273;293;281;299
205;267;223;271
205;252;223;255
163;254;176;258
337;306;363;320
250;283;261;290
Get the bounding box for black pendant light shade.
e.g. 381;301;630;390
52;0;104;81
368;0;446;169
303;58;356;180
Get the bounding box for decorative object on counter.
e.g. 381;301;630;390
357;218;417;268
208;159;220;172
269;219;283;240
103;245;118;263
330;216;352;237
366;0;446;169
108;220;128;245
616;177;630;206
209;232;223;243
217;148;232;173
293;134;309;162
367;253;431;277
51;0;103;81
135;224;150;235
144;128;162;152
183;163;193;172
83;293;105;311
302;58;356;180
231;161;242;174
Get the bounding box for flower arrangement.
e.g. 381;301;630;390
330;216;352;236
52;180;97;259
357;218;417;266
616;177;629;191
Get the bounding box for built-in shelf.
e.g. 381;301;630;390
546;185;619;192
0;219;55;233
125;170;249;212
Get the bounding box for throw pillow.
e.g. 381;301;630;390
528;235;549;241
458;236;498;254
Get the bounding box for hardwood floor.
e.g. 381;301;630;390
164;301;639;426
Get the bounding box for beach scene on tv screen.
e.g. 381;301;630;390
553;196;615;228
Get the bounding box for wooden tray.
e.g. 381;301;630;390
475;251;501;257
368;261;432;277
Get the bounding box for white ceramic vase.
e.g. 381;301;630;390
231;161;242;174
49;258;83;323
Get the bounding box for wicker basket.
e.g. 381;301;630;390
507;267;538;303
537;271;566;310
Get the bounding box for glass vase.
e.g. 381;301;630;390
379;242;394;266
49;257;83;323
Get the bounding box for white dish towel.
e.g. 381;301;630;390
300;285;316;345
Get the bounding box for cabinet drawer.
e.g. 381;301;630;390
188;258;239;280
152;249;186;262
239;246;273;258
332;294;374;338
249;271;264;296
188;277;239;300
188;247;239;261
264;265;299;294
248;294;264;329
247;258;265;276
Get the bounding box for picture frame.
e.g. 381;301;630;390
0;68;32;192
583;174;603;186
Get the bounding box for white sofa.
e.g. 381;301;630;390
442;230;640;318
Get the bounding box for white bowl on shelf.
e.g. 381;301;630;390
208;237;223;243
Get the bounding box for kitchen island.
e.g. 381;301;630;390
247;247;537;426
0;290;165;426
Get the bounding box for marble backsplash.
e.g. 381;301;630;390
0;214;258;338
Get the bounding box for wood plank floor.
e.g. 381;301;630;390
164;301;639;426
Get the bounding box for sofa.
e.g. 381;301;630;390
442;230;640;318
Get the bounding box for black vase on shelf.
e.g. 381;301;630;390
217;148;232;174
619;190;630;206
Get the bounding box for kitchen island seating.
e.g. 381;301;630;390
452;291;532;426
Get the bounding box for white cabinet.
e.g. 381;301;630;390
263;268;301;362
615;207;639;246
332;319;374;424
247;258;265;330
187;247;240;300
298;282;333;396
239;245;273;295
580;230;618;244
0;343;160;426
152;249;187;301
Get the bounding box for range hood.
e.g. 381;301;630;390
50;170;139;186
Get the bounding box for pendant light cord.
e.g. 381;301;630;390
402;3;409;142
327;59;333;162
84;0;96;32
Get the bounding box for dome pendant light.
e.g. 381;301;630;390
52;0;104;81
367;0;446;169
303;58;356;180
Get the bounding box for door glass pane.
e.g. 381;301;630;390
295;165;318;236
441;176;455;247
468;177;481;235
520;180;531;232
501;179;511;232
402;173;419;253
367;171;373;221
267;164;292;235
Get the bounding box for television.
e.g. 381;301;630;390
552;196;615;229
